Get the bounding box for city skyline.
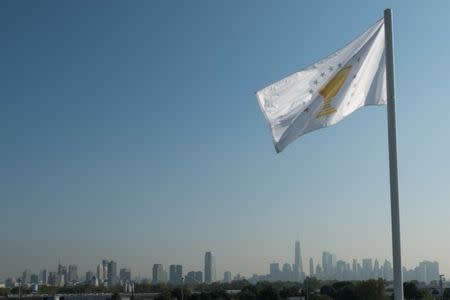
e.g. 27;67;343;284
3;0;450;286
1;241;442;285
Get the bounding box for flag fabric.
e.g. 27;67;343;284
256;19;386;153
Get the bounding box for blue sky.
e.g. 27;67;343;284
2;0;450;280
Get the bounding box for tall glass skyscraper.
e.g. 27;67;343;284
204;251;215;283
294;240;303;281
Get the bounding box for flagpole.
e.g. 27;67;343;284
384;8;404;300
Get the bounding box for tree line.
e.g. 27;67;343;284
1;278;449;300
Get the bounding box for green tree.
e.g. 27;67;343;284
279;285;299;299
303;276;322;298
258;285;279;300
320;285;336;298
332;282;356;300
404;281;422;300
354;279;385;300
155;289;172;300
237;285;257;300
171;286;192;300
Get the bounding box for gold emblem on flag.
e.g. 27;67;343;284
316;65;352;118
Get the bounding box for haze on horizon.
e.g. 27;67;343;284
2;0;450;282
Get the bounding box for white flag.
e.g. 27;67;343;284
256;19;386;153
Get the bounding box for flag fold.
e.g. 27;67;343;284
256;19;386;153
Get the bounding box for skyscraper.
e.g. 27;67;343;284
185;271;202;284
352;259;358;279
309;258;314;277
294;240;303;281
57;264;67;286
270;263;280;281
68;265;78;282
382;260;393;281
362;258;373;280
169;265;183;285
373;259;381;278
120;268;131;282
322;252;333;279
282;263;293;281
30;274;39;284
102;259;109;282
85;271;94;283
40;269;47;285
22;270;30;284
48;272;57;286
223;271;232;283
96;264;103;282
152;264;165;284
204;251;215;283
107;261;118;286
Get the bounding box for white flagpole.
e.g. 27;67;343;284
384;8;404;300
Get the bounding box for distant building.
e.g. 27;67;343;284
96;264;104;282
204;252;215;283
282;263;293;281
294;241;303;281
322;252;333;279
5;278;16;288
22;270;30;284
362;259;373;280
40;269;48;285
382;260;393;281
270;263;280;281
58;264;67;279
414;260;439;283
185;271;202;284
86;271;94;283
169;265;182;285
315;264;322;278
335;261;346;281
309;258;314;277
223;271;232;283
56;274;65;287
68;265;79;282
195;271;203;283
152;264;165;284
107;261;118;286
373;259;381;278
102;260;109;282
119;268;131;282
352;259;358;279
30;274;39;285
48;272;57;286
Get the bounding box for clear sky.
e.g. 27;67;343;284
2;0;450;281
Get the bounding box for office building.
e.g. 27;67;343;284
223;271;232;283
107;261;118;286
294;240;303;281
152;264;165;284
309;258;314;277
322;252;333;279
270;263;280;281
30;274;39;284
68;264;78;282
85;271;94;283
185;271;202;284
362;258;373;280
169;265;182;285
204;251;215;283
120;268;131;282
40;269;48;285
